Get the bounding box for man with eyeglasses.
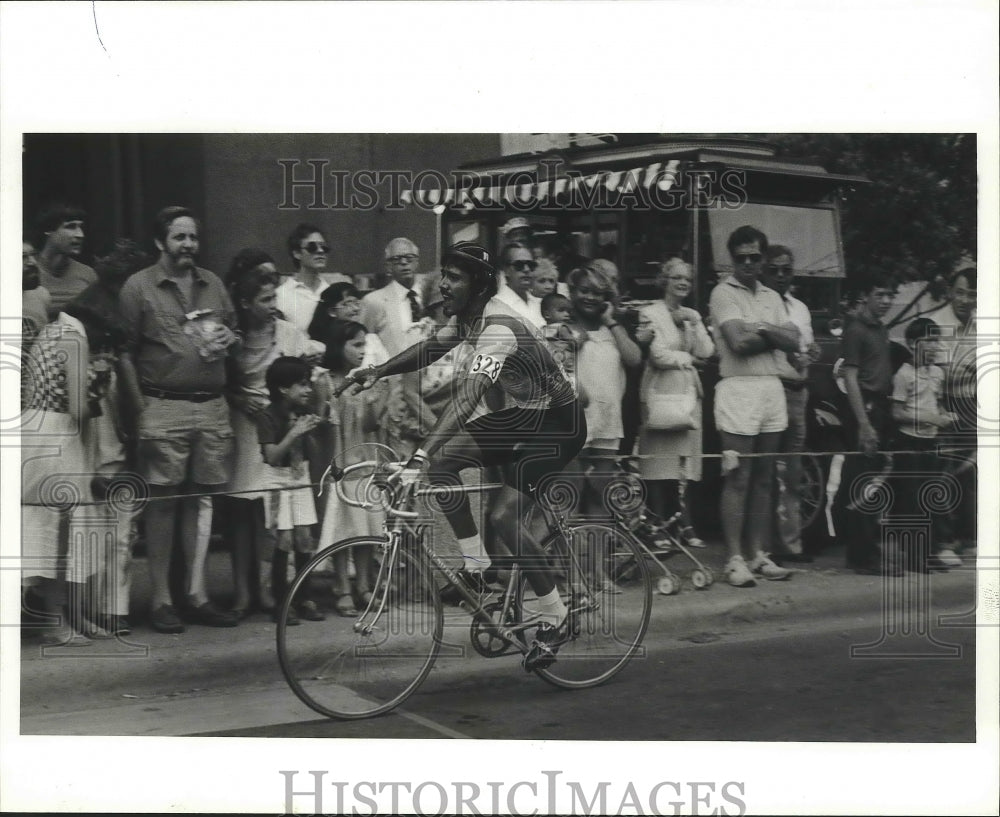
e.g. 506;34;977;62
357;238;430;460
276;223;331;333
761;245;822;565
359;237;427;358
494;242;545;329
709;225;801;587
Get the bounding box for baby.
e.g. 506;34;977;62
540;292;588;406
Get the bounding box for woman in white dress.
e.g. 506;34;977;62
635;259;715;538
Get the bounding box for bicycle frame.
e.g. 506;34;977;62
332;461;556;657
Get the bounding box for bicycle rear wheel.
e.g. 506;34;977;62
277;537;443;720
518;522;652;688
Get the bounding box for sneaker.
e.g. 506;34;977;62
935;548;962;567
523;619;569;672
150;604;185;634
726;555;756;587
297;600;326;622
440;570;493;606
750;552;791;581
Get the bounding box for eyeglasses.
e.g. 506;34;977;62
667;275;692;282
733;253;762;265
301;241;329;254
766;264;793;274
510;260;538;272
387;254;418;265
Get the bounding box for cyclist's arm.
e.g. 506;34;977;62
373;324;460;380
421;373;493;460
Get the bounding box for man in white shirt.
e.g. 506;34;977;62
929;267;977;555
762;245;821;564
494;242;545;329
275;223;330;333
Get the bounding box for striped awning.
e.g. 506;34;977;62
401;159;681;211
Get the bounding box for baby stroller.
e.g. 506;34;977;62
594;456;715;596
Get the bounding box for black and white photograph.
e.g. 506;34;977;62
2;2;997;815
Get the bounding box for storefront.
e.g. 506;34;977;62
408;135;867;336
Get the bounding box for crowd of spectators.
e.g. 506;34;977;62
19;205;979;643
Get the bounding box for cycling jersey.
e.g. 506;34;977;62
430;298;586;495
437;298;576;411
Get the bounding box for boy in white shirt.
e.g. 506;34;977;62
890;317;960;570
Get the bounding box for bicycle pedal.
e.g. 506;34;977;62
522;641;557;672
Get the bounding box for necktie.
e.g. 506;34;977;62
407;289;421;323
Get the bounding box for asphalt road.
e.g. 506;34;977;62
194;611;975;742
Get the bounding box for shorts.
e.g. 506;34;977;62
714;376;787;436
137;396;233;486
265;464;318;536
441;399;588;497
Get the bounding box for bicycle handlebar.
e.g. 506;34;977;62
331;460;421;519
326;459;506;519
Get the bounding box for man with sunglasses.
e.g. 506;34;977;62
709;225;802;587
494;241;545;329
761;245;822;564
276;224;331;333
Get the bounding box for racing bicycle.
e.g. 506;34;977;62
276;454;653;720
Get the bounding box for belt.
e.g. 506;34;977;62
780;379;807;392
141;386;222;403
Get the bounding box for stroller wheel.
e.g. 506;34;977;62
691;569;711;590
657;574;680;596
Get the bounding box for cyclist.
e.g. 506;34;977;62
344;241;588;669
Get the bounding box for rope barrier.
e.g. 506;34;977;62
19;443;975;508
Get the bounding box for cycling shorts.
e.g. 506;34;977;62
444;399;587;496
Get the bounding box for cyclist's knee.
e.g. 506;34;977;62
487;492;520;531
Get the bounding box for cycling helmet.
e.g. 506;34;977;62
440;241;499;298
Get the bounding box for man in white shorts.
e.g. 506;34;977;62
709;226;801;586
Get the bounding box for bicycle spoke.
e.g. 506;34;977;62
520;523;652;688
277;538;442;720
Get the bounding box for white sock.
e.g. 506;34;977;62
458;534;491;573
536;588;567;627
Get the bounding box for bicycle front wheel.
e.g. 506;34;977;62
519;523;652;689
277;537;443;720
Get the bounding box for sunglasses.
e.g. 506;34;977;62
301;241;329;254
766;264;793;274
733;253;763;265
510;260;538;272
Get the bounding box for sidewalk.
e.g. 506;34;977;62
19;534;978;724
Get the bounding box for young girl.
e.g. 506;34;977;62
314;320;386;615
256;356;326;624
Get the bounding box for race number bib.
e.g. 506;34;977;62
470;353;503;382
